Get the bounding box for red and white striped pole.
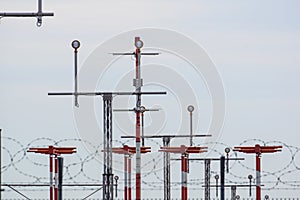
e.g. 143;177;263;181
49;154;54;200
128;155;132;200
54;156;58;200
181;153;188;200
135;37;142;200
124;155;128;200
255;145;261;200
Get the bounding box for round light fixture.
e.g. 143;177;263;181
71;40;80;49
135;40;144;49
187;105;194;112
225;147;230;154
214;174;219;179
248;174;253;180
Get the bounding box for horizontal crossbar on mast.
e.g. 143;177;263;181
121;134;212;139
0;12;54;17
112;52;160;56
48;91;167;96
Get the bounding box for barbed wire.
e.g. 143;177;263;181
1;137;300;197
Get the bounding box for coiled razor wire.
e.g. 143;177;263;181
1;137;300;195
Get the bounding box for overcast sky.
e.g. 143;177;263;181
1;0;300;199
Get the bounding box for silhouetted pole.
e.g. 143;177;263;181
0;129;2;199
234;144;282;200
50;154;54;200
163;137;171;200
220;156;225;200
58;157;63;200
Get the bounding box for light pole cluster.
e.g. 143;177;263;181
27;146;76;200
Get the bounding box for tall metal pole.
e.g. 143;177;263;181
220;156;225;200
128;155;132;200
0;129;2;200
163;137;171;200
103;94;114;200
234;144;282;200
141;111;145;147
204;159;211;200
231;186;237;200
256;151;261;200
54;156;58;200
37;0;42;26
124;155;128;200
181;154;188;200
58;157;63;200
71;40;80;107
50;154;54;200
134;37;142;200
187;105;194;146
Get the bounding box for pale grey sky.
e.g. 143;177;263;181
1;0;300;199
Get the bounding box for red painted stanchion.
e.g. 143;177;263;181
160;145;207;200
234;144;282;200
27;146;76;200
54;156;58;200
111;145;151;200
49;154;53;200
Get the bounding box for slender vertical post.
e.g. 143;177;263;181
71;40;80;107
50;154;54;200
231;186;236;200
141;111;145;147
163;137;171;200
181;154;188;200
256;150;261;200
124;155;128;200
54;156;58;200
128;155;132;200
220;156;225;200
248;174;253;197
204;159;211;200
74;46;79;107
36;0;42;26
103;94;114;200
187;105;194;146
134;37;142;200
215;175;219;197
58;157;63;200
0;129;2;199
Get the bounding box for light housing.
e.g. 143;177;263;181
135;40;144;49
187;105;194;112
225;147;231;154
71;40;80;50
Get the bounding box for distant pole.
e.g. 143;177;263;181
0;129;2;199
71;40;80;107
181;154;188;200
54;156;58;200
134;37;143;200
0;0;54;27
58;157;63;200
248;174;253;197
141;110;145;146
163;137;171;200
256;150;261;200
187;105;195;146
220;156;225;200
204;159;211;200
231;186;236;200
124;155;128;200
50;154;54;200
214;174;219;197
234;144;282;200
128;156;132;200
